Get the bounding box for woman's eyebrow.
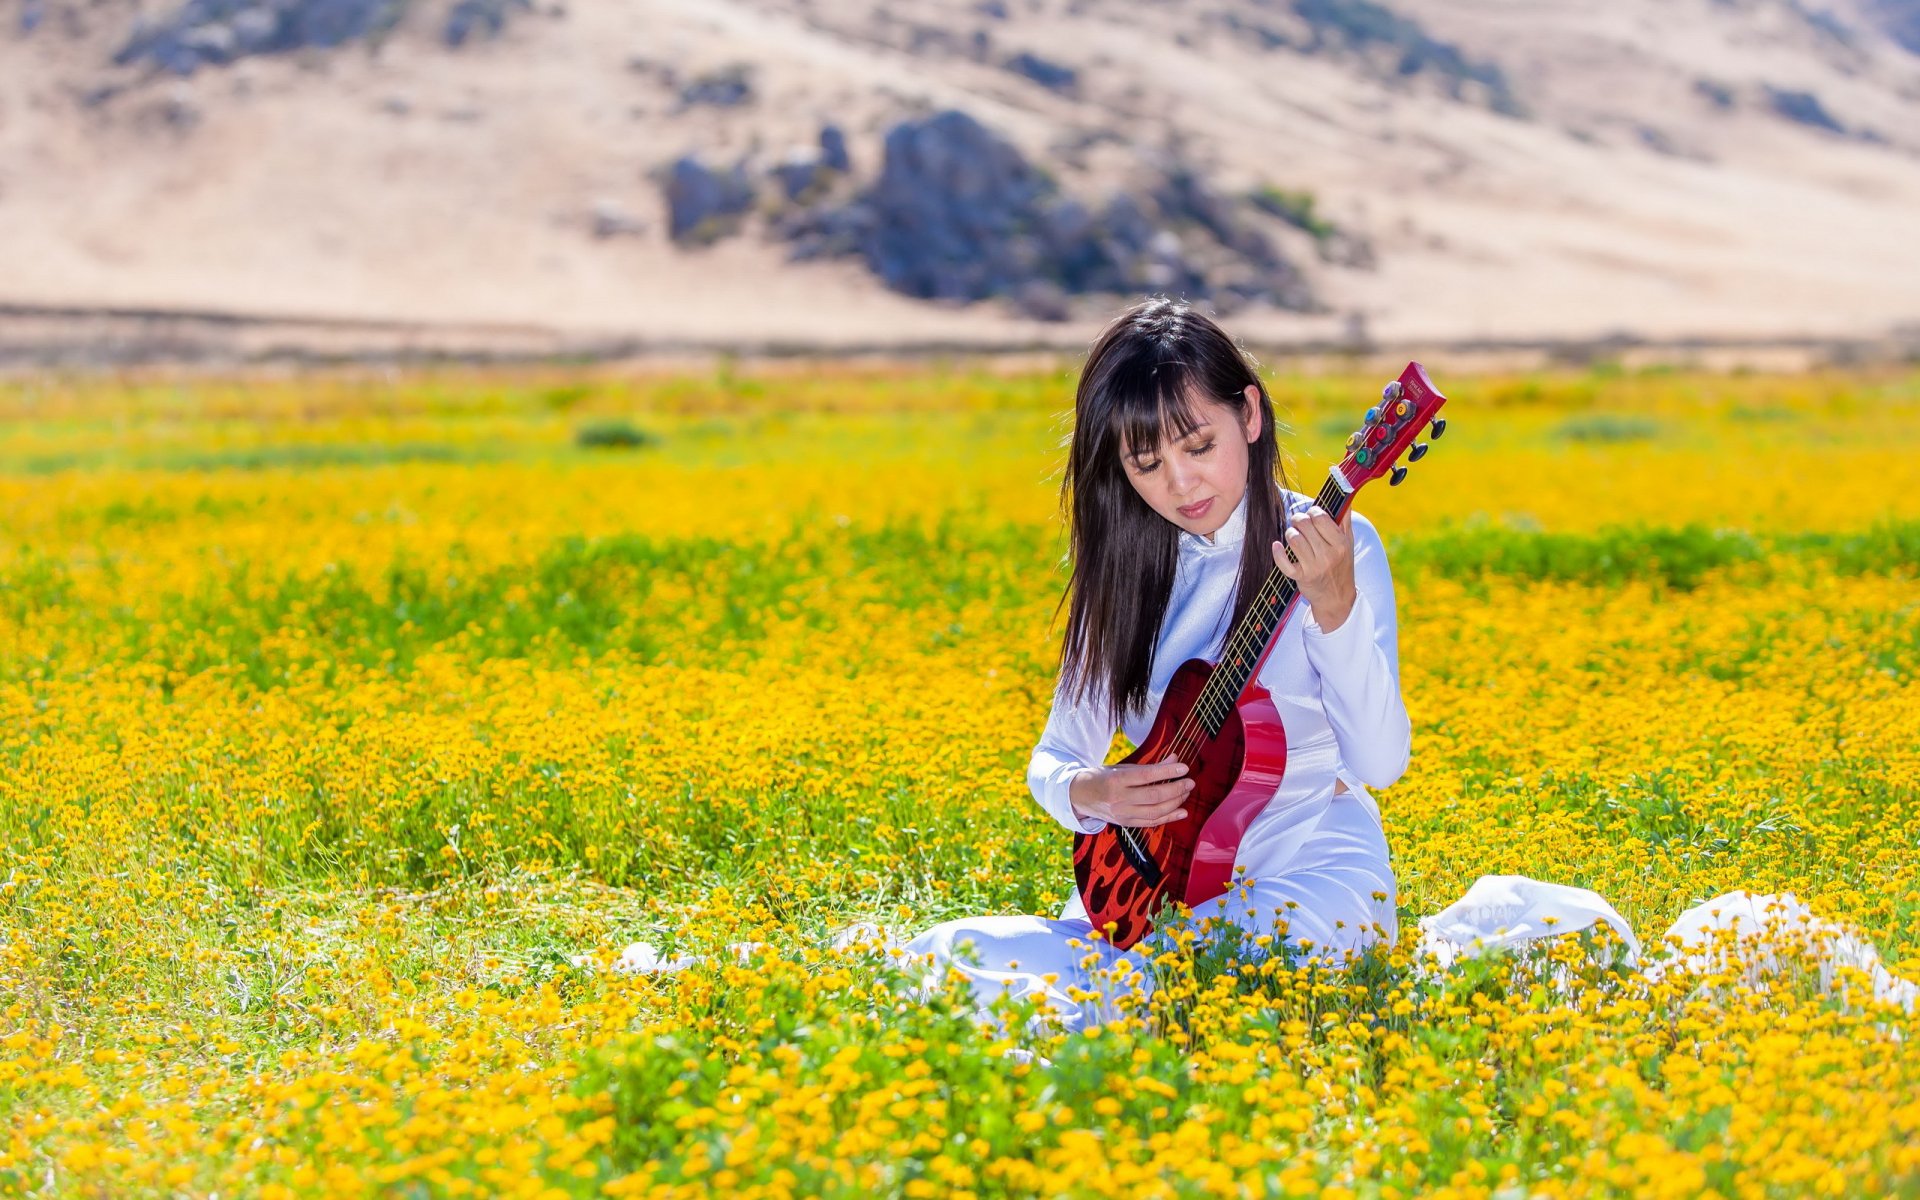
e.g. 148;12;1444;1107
1127;422;1213;461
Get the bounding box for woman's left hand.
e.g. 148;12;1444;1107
1272;505;1357;633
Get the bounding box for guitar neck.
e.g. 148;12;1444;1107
1176;361;1448;743
1187;473;1353;737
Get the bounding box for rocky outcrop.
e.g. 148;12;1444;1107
765;125;853;204
678;64;755;110
1217;0;1523;118
1003;51;1077;95
1764;85;1847;134
1865;0;1920;52
115;0;398;71
825;109;1055;301
819;124;851;173
662;155;756;245
112;0;525;73
1248;185;1376;269
443;0;529;48
774;109;1316;318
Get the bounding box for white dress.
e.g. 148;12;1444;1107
904;486;1412;1028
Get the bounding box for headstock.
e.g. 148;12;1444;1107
1336;362;1448;491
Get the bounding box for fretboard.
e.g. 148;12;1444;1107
1186;474;1351;737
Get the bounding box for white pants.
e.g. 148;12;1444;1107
903;786;1396;1032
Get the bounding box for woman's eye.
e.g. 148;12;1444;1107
1131;442;1209;473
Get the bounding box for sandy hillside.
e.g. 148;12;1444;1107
3;0;1920;355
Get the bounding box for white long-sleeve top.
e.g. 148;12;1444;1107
1027;485;1411;865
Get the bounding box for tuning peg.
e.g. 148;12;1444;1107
1346;431;1363;450
1407;442;1429;461
1389;465;1409;486
1382;381;1404;402
1430;417;1447;439
1364;405;1380;423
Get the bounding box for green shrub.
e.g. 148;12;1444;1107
574;419;657;450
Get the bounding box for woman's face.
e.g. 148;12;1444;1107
1120;384;1261;542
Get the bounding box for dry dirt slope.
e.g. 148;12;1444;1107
3;0;1920;354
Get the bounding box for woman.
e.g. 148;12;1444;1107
904;296;1411;1031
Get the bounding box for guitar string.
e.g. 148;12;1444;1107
1170;393;1436;741
1109;471;1348;891
1160;478;1332;763
1182;473;1346;737
1159;472;1347;762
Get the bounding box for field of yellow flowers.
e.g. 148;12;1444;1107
2;363;1917;1198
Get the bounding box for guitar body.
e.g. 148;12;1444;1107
1070;657;1290;949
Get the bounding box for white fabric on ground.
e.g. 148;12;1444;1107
1642;888;1918;1013
1415;874;1640;970
894;881;1920;1035
570;877;1917;1034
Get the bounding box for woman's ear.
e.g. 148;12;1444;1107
1243;384;1262;442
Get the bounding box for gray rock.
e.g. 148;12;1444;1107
855;108;1053;300
775;199;871;262
771;148;833;202
1863;0;1920;53
1218;0;1525;117
679;64;755;109
113;0;512;73
445;0;531;48
1004;50;1078;95
1693;78;1735;110
1764;85;1846;134
294;0;390;48
819;124;851;173
662;154;756;243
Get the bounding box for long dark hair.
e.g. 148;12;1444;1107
1055;296;1293;721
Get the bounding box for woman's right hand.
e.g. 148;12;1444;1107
1066;759;1194;828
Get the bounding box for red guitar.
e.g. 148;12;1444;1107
1072;362;1449;949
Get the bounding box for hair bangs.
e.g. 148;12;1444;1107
1109;357;1207;466
1056;296;1290;720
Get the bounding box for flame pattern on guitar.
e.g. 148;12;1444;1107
1070;657;1290;949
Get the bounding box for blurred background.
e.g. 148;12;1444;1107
5;0;1920;368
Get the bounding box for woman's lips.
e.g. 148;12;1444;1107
1178;497;1214;519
